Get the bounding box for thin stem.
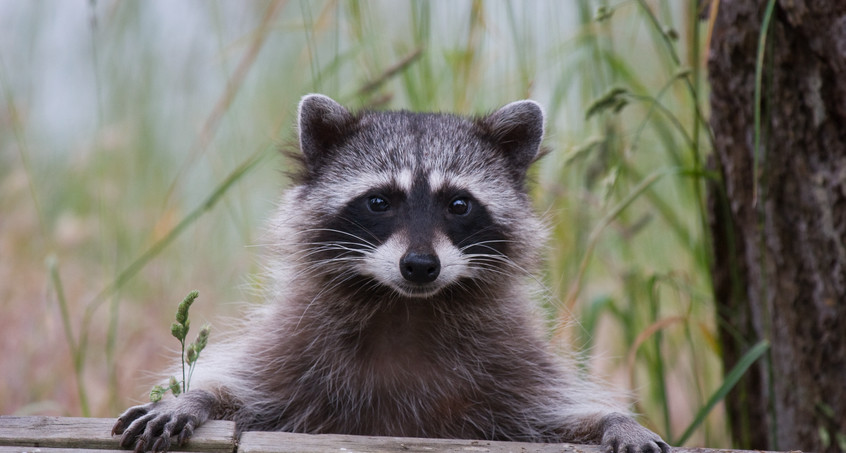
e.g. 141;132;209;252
181;338;187;394
48;256;90;416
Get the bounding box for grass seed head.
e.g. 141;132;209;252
168;376;181;396
149;384;166;403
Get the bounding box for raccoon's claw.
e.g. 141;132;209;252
602;438;671;453
113;403;200;452
600;413;672;453
112;404;150;436
176;417;196;446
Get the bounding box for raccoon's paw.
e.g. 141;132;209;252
112;398;208;453
600;413;671;453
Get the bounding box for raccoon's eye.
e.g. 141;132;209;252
448;197;471;216
367;195;391;213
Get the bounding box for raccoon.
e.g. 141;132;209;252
112;94;670;453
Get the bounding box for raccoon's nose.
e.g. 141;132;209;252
400;253;441;284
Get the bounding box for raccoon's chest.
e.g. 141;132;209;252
356;304;438;372
299;305;487;437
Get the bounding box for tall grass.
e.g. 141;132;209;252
0;0;734;447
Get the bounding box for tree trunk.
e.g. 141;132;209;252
707;1;846;452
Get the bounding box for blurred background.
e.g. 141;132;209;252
0;0;721;447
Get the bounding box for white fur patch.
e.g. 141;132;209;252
431;231;467;286
359;234;408;288
396;168;414;193
428;170;446;192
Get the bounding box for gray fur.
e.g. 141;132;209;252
113;94;670;453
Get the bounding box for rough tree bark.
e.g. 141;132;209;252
708;1;846;452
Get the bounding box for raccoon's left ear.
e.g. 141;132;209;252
479;100;544;174
297;94;356;173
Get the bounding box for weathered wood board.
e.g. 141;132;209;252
0;448;128;453
239;430;600;453
237;431;798;453
0;416;801;453
0;416;236;453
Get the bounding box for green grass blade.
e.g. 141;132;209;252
647;276;671;437
47;256;90;416
753;0;778;205
675;340;770;445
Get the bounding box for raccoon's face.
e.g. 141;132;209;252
291;94;544;299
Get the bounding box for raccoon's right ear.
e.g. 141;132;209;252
297;94;356;171
479;100;545;175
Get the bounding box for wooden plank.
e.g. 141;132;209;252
0;447;127;453
238;431;596;453
0;417;236;453
0;417;802;453
238;431;801;453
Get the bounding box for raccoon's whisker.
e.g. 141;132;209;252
454;226;513;249
297;251;368;264
301;228;380;249
298;249;364;263
307;217;383;247
302;245;370;258
465;254;514;266
464;248;518;262
301;239;376;249
463;259;508;271
299;258;364;277
466;264;518;280
277;246;361;264
464;256;535;281
287;256;365;282
292;244;373;263
467;255;532;277
464;253;514;266
334;216;386;245
300;242;374;252
466;254;555;297
458;239;515;255
290;259;355;279
268;237;375;258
